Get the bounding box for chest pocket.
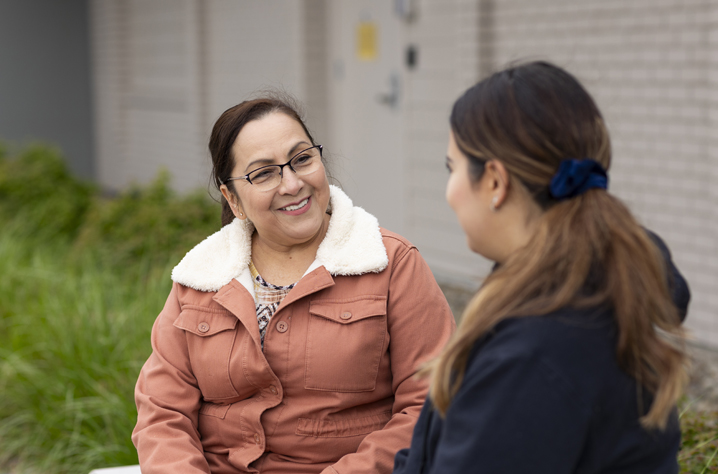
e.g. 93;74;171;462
305;296;387;392
174;308;240;401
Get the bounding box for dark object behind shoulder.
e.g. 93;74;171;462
644;229;690;321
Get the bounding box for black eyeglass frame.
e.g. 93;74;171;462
224;145;323;187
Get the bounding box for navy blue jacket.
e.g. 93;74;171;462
393;234;689;474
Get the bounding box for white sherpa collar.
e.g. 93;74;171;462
171;185;388;292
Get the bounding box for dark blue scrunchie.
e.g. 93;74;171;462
549;159;608;200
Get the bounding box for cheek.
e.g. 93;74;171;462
315;164;329;187
238;192;269;219
446;175;484;247
445;174;465;213
312;171;331;205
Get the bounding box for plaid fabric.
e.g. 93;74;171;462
249;261;296;349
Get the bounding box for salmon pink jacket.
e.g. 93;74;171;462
132;185;455;474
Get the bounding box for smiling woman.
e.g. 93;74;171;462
131;95;455;474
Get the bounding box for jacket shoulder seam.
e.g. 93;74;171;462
391;244;417;271
381;233;417;269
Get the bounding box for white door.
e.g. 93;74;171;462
327;1;405;234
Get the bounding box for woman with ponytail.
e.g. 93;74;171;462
393;61;690;473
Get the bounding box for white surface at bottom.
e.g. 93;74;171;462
89;466;141;474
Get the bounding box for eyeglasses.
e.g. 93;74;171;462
225;145;323;191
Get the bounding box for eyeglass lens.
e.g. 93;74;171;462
247;146;322;190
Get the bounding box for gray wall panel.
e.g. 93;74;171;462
0;0;94;178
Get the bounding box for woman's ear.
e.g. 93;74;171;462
484;160;510;211
220;184;247;220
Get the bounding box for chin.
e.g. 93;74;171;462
466;237;481;255
283;215;325;239
467;238;492;261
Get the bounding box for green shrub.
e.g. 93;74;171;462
0;143;94;242
74;170;220;267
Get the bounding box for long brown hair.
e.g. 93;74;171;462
429;61;686;429
209;94;317;226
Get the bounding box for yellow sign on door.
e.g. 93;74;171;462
356;22;378;61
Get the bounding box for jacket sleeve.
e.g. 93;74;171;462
132;282;211;474
644;229;690;321
323;246;456;474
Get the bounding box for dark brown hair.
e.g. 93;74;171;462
428;61;686;429
209;95;317;226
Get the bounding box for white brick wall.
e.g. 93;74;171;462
204;0;305;127
402;0;494;288
123;0;205;193
91;0;306;194
303;0;330;145
91;0;206;193
704;1;718;347
90;0;128;190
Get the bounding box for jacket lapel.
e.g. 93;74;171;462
212;279;261;348
277;266;335;311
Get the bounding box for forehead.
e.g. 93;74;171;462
231;112;310;167
447;130;465;159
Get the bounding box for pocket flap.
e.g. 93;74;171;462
174;307;238;336
309;296;387;325
199;402;231;419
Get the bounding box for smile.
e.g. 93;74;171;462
279;197;309;212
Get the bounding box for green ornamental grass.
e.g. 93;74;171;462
0;143;716;473
679;402;718;474
0;143;217;473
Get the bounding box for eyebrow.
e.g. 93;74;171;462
244;140;312;172
288;141;312;157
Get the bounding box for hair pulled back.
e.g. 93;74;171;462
209;95;316;226
430;61;686;429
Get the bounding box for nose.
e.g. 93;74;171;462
277;166;303;194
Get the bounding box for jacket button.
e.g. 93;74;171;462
198;322;210;333
269;385;278;395
253;433;260;444
276;321;289;333
340;311;352;320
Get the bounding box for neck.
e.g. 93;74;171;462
492;197;542;265
250;214;330;285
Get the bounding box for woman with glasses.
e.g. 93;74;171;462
132;96;455;474
392;61;690;474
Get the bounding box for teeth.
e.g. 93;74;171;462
281;198;309;211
